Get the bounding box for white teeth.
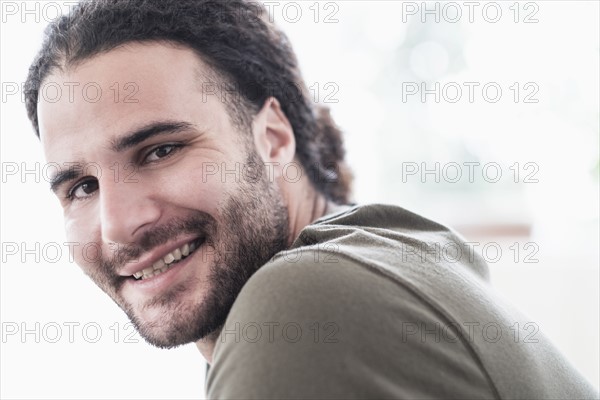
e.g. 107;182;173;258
182;244;190;256
153;259;165;270
173;248;182;261
134;239;200;280
163;253;175;264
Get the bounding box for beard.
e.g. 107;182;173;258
85;147;290;348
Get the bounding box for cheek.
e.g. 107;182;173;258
64;211;101;269
163;160;237;211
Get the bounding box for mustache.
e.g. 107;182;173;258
102;211;217;275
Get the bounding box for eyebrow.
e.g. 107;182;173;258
110;121;194;152
49;120;195;193
50;167;80;193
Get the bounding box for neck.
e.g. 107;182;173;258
196;329;220;364
287;185;331;246
197;179;339;364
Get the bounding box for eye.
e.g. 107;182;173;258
67;178;99;201
144;144;181;163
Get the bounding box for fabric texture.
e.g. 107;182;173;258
206;204;598;399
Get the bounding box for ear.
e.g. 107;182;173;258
252;97;295;165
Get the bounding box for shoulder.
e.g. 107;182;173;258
207;248;496;399
224;247;399;327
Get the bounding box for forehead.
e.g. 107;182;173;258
38;42;224;162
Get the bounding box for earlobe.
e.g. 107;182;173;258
252;97;295;164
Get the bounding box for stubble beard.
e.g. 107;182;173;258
88;148;290;348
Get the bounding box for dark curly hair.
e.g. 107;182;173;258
24;0;352;203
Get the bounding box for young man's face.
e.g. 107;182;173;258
38;42;289;348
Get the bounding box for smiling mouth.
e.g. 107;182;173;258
132;238;204;281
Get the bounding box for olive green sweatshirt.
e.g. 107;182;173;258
206;204;598;399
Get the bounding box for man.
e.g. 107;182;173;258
24;0;597;398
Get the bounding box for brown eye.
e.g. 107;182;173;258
69;179;99;200
144;144;180;163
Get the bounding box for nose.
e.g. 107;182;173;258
98;173;161;245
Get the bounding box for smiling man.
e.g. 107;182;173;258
36;42;301;352
24;1;598;399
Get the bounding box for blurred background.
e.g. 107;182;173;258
1;1;598;398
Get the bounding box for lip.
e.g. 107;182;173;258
119;235;203;277
122;243;203;294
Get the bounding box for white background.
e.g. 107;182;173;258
1;1;599;399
